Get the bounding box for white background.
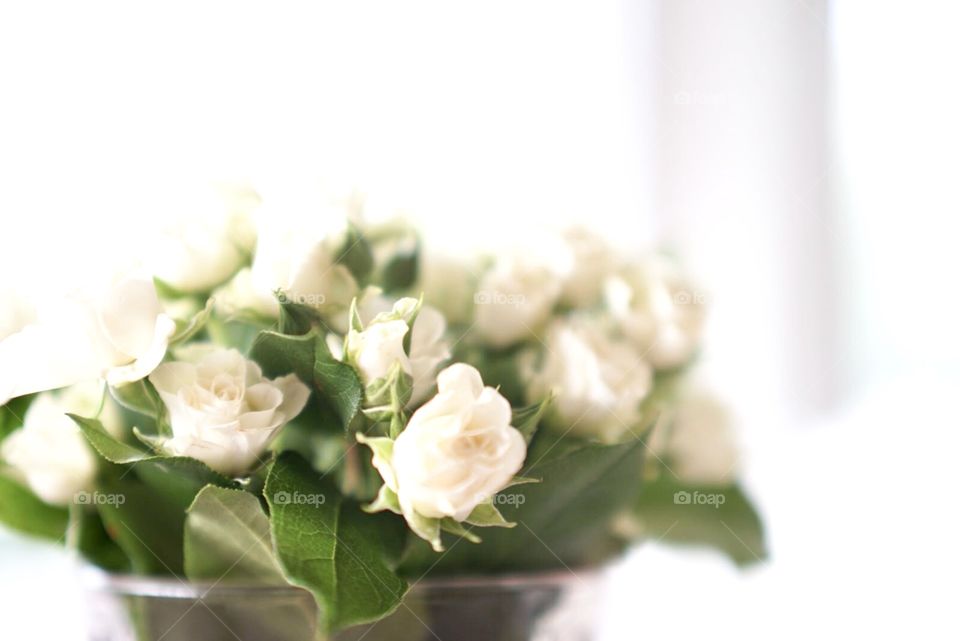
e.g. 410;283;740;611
2;1;959;639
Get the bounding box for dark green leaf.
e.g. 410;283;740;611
511;394;552;444
399;437;647;576
184;485;285;583
93;458;235;576
0;395;34;442
265;452;407;633
0;474;68;540
132;457;234;507
69;415;237;573
68;506;130;571
313;333;363;429
251;330;317;383
378;242;419;293
69;414;150;464
632;477;766;566
278;298;328;336
251;331;361;430
95;472;190;575
336;224;374;283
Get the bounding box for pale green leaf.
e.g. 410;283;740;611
184;485;285;583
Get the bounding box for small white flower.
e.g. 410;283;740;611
348;320;412;384
650;388;739;484
554;228;618;308
2;382;120;505
0;274;175;404
529;317;653;441
605;257;706;370
344;297;451;407
374;363;526;522
149;346;310;476
146;181;260;293
474;257;561;348
244;190;358;317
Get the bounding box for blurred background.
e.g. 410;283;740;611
2;1;958;638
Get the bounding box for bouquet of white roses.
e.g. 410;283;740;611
0;184;763;636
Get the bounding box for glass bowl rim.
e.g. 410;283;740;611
80;565;601;600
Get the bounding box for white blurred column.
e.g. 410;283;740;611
652;0;837;420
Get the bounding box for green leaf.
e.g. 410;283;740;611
511;393;553;444
68;506;130;572
94;458;235;576
69;414;150;464
0;394;34;442
169;297;215;345
336;224;375;284
378;241;419;293
278;297;327;336
251;330;317;383
132;427;166;453
251;330;362;430
95;472;191;575
265;452;407;633
184;485;285;583
313;335;363;429
109;380;166;435
0;474;68;540
132;456;235;506
399;436;648;576
68;415;237;574
464;502;515;528
365;484;401;515
439;518;481;544
632;477;767;567
109;379;161;417
152;276;187;300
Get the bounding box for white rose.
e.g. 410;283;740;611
378;363;526;522
146;181;260;293
605;257;706;370
149;346;310;476
0;286;35;342
474;257;561;348
407;306;451;405
555;228;618;308
529;317;653;441
0;274;175;404
344;297;451;407
652;388;739;485
347;319;411;383
244;191;358;317
1;382;121;505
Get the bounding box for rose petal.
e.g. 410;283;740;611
105;314;175;386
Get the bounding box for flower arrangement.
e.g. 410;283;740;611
0;184;764;636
